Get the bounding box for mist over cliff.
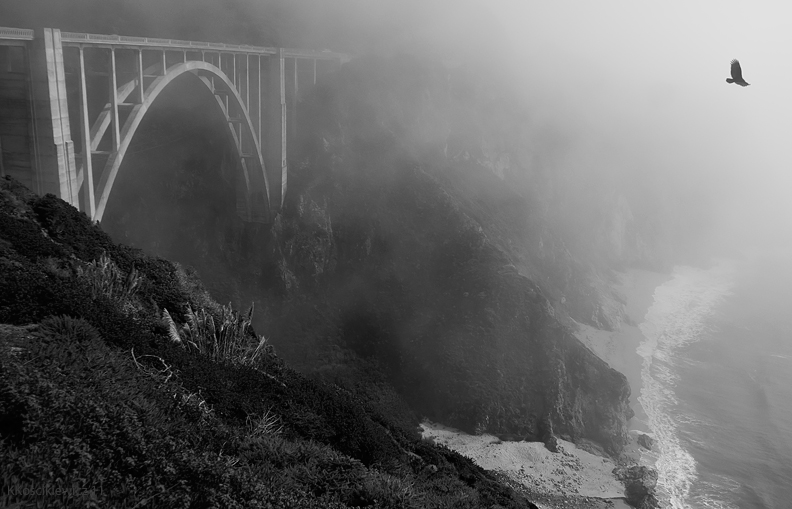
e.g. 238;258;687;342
4;0;724;457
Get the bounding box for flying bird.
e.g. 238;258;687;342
726;59;750;87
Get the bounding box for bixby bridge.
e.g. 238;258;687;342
0;27;347;223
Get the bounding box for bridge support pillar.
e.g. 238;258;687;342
29;28;79;206
266;49;286;214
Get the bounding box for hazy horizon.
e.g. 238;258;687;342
491;1;792;253
384;0;792;253
3;0;790;254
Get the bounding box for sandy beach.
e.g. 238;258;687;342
420;269;669;508
422;421;631;508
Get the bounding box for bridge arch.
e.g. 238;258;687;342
93;61;270;223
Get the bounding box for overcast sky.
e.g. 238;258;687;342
480;0;792;251
4;0;788;251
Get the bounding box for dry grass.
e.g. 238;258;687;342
162;303;270;368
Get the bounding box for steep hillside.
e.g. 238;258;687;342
0;175;537;508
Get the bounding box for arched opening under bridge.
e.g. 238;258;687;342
93;60;270;224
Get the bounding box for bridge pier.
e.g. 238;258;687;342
267;49;287;213
29;28;79;206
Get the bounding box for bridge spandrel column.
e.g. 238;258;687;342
28;28;78;206
266;49;286;213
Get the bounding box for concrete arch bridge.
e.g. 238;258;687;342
0;27;348;223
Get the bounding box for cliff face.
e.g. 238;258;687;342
267;159;632;454
95;56;677;456
257;56;644;454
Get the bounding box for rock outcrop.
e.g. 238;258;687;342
613;465;660;509
637;434;655;451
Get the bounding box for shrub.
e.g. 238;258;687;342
247;408;283;437
0;213;66;261
363;470;422;509
164;303;270;368
38;315;103;344
77;252;141;305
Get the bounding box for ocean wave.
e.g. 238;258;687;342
688;476;741;509
637;260;735;508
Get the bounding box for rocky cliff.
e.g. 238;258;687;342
97;55;666;455
264;56;659;454
269;161;634;454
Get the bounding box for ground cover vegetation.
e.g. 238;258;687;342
0;177;537;508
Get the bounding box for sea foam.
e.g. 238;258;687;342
637;261;735;509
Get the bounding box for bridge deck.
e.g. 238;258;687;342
0;27;348;61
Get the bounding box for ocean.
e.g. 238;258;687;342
637;254;792;509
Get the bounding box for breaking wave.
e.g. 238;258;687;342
637;261;735;509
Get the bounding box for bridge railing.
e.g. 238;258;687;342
0;27;34;41
0;27;349;62
60;31;275;55
57;31;347;61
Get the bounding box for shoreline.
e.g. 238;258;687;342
574;269;671;435
419;269;670;509
421;421;632;509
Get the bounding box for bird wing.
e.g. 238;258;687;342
731;59;744;82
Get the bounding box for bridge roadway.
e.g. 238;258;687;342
0;27;348;223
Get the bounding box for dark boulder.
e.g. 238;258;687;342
613;465;659;509
637;433;654;451
544;434;561;453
